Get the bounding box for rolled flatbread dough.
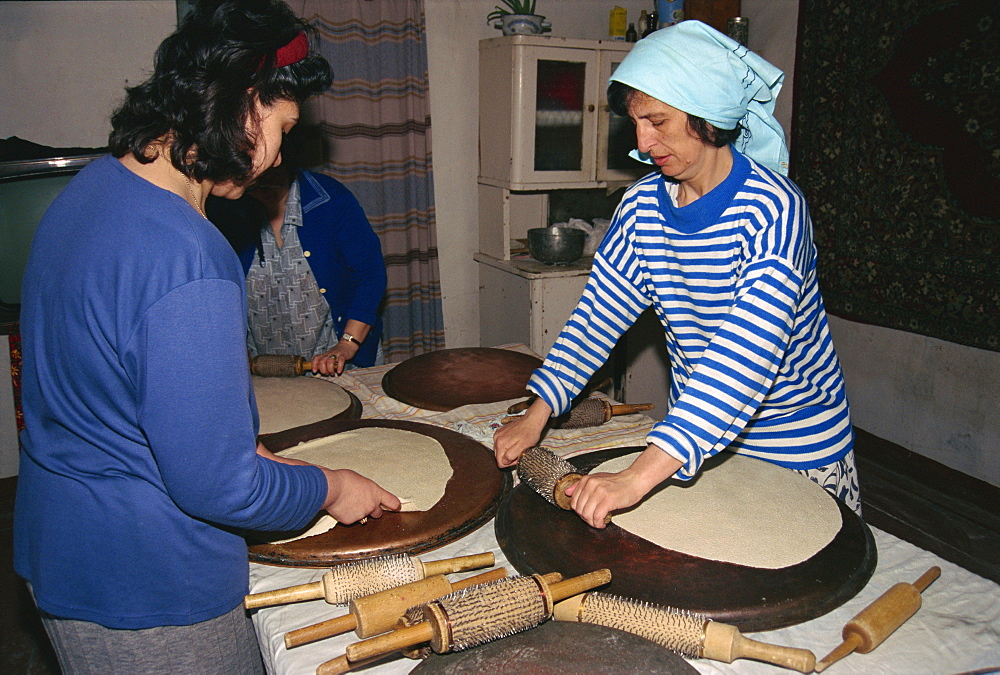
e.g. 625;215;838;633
269;427;453;543
592;453;842;569
253;375;351;435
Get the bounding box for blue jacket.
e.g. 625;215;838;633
235;170;386;366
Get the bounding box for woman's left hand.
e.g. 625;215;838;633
312;341;359;376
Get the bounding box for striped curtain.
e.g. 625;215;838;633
297;0;445;362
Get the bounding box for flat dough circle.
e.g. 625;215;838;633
270;428;454;543
253;375;351;435
593;453;842;569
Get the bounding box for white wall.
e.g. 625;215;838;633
0;1;177;148
829;317;1000;483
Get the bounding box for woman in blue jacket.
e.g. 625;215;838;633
209;142;387;375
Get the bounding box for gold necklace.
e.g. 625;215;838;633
182;174;208;219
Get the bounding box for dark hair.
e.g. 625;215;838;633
607;80;742;148
108;0;333;185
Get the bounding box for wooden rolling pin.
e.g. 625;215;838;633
284;568;510;648
516;445;612;524
555;592;816;673
250;354;312;377
815;566;941;672
338;569;612;668
244;552;494;610
504;397;653;429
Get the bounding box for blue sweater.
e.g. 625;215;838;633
530;150;853;478
15;156;328;629
234;170;386;367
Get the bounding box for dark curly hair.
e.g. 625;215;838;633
607;80;742;148
108;0;333;185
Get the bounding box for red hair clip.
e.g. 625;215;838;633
259;31;308;70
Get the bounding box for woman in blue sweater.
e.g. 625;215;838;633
15;2;399;671
495;21;859;528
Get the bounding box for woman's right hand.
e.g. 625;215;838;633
320;468;401;524
493;398;552;468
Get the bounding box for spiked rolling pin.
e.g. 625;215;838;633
316;572;565;675
504;397;653;429
250;354;313;377
516;446;612;524
338;570;612;668
554;592;816;673
815;566;941;672
244;552;494;610
284;568;510;648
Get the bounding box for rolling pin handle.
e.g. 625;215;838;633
706;623;816;673
815;633;862;673
244;579;323;609
345;622;434;662
421;552;495;577
553;473;612;524
913;566;941;592
315;655;351;675
285;613;356;649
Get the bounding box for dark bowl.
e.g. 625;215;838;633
527;227;586;265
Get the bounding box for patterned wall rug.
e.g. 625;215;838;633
791;0;999;351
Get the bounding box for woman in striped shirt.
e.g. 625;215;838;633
494;21;860;527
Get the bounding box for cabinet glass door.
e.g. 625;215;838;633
507;45;597;188
534;59;587;172
597;52;647;183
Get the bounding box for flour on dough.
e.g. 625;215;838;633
593;452;842;569
253;375;351;434
268;427;453;544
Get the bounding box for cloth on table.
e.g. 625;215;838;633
248;525;1000;675
321;344;654;458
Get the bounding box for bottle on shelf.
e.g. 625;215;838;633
625;23;638;42
643;10;658;36
637;9;649;37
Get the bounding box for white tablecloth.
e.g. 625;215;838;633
249;348;1000;674
250;524;1000;675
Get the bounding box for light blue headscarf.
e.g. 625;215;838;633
611;20;789;175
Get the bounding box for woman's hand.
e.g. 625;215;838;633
563;443;683;528
493;397;552;468
311;341;359;376
319;468;402;525
311;320;372;376
256;442;401;524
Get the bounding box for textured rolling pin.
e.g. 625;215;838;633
554;592;816;673
327;569;612;674
284;568;510;648
504;397;653;429
244;552;495;610
250;354;312;377
815;566;941;672
516;445;612;524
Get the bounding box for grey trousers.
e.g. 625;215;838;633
39;602;265;675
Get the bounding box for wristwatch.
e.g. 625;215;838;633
339;332;361;346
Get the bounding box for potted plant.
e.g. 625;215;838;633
487;0;551;36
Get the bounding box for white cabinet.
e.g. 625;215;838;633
475;35;659;389
478;35;640;191
476;254;591;357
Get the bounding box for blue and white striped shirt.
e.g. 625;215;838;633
529;149;853;479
